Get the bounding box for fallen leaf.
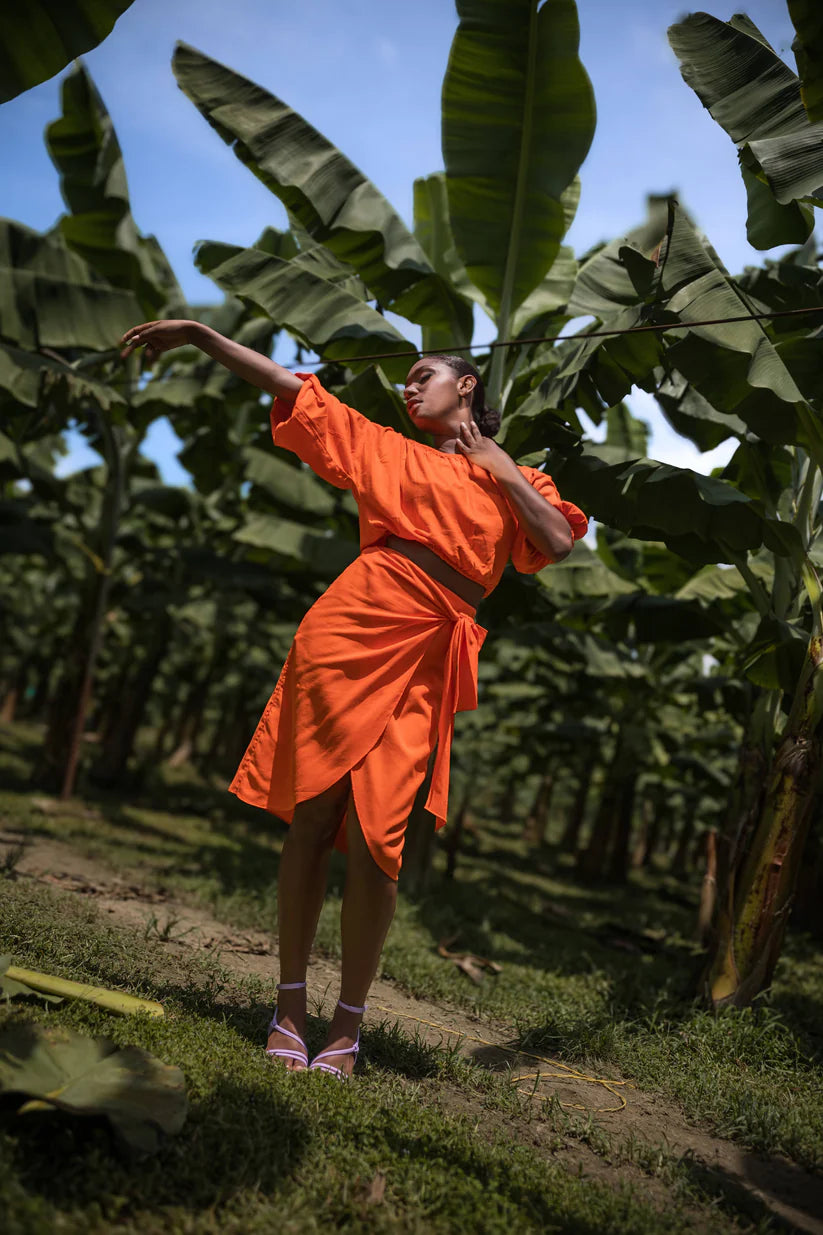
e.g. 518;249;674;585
0;1021;186;1155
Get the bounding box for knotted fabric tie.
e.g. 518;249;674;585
425;611;487;824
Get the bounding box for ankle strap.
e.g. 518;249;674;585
338;999;367;1014
277;981;307;991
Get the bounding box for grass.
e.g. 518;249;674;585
1;881;748;1235
1;721;822;1230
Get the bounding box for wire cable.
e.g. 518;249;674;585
297;303;823;368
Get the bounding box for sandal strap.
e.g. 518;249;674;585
266;1047;308;1063
268;1012;308;1053
309;1061;346;1078
277;981;307;991
310;1036;360;1065
338;999;367;1014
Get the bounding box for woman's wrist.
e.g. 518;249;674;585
185;320;211;348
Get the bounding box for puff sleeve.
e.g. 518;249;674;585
509;468;588;574
270;373;401;493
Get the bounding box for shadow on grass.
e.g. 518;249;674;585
682;1148;823;1233
1;1078;312;1216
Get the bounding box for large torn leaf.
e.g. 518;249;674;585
195;241;414;381
544;443;800;566
172;44;469;343
0;1021;186;1155
668;13;819;248
45;61;180;314
0;220;141;352
0;1;135;103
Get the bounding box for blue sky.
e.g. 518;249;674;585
1;0;806;482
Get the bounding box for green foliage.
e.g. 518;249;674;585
789;0;823;123
441;0;595;324
0;1019;187;1154
0;0;135;104
172;43;472;348
668;13;820;248
45;61;182;313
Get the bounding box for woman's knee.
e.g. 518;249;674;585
290;778;350;849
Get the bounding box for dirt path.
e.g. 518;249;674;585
4;828;823;1235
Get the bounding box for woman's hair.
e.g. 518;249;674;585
430;355;501;438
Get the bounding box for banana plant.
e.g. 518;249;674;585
0;0;136;103
668;12;823;249
170;0;595;407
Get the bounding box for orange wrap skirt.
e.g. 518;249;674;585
228;544;487;879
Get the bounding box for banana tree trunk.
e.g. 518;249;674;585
711;697;772;949
444;790;471;881
523;770;555;846
577;731;625;882
42;418;126;800
560;764;592;855
697;828;718;946
669;810;694;878
632;788;661;868
91;615;172;787
607;771;637;883
401;752;437;898
703;635;823;1007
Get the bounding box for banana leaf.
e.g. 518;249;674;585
544;442;802;566
413;172;484;346
442;0;595;326
668;13;819;248
535;541;636;602
788;0;823;123
234;513;357;577
45;62;181;314
0;341;125;411
0;1021;185;1155
243;447;337;518
0;220;141;352
172;44;470;344
655;369;745;452
337;364;426;441
0;0;135;103
0;502;55;558
656;205;817;457
566;195;671;319
194;240;414;382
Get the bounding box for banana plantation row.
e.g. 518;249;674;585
1;0;822;1010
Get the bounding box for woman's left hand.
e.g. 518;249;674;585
455;420;516;479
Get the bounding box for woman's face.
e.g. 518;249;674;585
403;360;475;431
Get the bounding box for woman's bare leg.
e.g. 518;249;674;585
267;776;350;1069
313;793;398;1076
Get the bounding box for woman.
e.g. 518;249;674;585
121;319;587;1077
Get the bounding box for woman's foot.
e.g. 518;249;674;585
309;999;366;1079
266;983;307;1071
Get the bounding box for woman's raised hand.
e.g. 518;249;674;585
120;320;198;363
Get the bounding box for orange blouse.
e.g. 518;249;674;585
270;375;588;591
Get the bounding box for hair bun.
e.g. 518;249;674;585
472;404;501;438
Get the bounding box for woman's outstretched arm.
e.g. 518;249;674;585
121;320;304;404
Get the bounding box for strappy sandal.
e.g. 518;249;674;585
265;981;308;1070
308;999;366;1080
